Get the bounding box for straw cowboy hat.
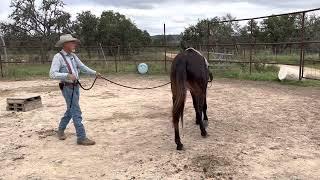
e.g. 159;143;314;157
55;34;80;47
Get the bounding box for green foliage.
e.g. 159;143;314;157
3;0;71;44
96;10;151;47
1;2;152;48
74;11;99;46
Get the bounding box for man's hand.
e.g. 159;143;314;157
96;72;102;78
67;74;77;81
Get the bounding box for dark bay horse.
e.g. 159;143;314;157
170;48;210;150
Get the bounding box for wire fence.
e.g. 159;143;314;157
0;8;320;80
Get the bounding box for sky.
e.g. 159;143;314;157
0;0;320;35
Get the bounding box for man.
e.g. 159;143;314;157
49;34;101;146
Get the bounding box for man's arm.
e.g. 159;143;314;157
49;54;69;80
73;54;96;75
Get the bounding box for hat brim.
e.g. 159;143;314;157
55;38;80;47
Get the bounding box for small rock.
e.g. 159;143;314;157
183;165;188;169
203;167;207;173
149;158;153;161
269;146;280;150
175;168;182;173
12;155;24;161
53;159;63;164
137;160;143;164
56;160;63;164
241;150;248;155
130;176;135;180
172;163;177;167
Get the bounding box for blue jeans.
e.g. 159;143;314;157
58;85;86;140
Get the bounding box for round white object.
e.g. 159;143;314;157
137;63;148;74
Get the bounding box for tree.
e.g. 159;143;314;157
238;20;260;43
74;11;98;46
97;10;151;47
259;15;299;53
181;14;240;47
6;0;73;62
7;0;72;47
73;11;99;58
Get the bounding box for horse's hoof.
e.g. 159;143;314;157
201;131;208;137
203;120;209;128
176;144;184;150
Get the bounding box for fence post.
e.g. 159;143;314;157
207;20;210;61
114;46;118;73
0;53;3;78
99;43;107;65
0;35;6;77
164;23;167;72
117;45;120;72
249;19;254;75
299;12;306;80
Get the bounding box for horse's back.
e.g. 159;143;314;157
171;49;209;89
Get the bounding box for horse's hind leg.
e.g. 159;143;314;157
203;96;208;128
194;95;207;137
191;93;200;125
172;97;183;150
173;120;183;150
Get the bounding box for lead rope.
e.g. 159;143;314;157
78;75;214;90
77;75;171;91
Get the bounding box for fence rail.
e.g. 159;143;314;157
1;8;320;79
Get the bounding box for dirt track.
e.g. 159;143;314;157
0;75;320;179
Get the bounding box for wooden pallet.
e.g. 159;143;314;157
6;96;43;112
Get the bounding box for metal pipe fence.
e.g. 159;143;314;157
0;8;320;79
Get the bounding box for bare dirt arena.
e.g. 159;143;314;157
0;75;319;179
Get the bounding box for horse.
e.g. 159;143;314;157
170;47;210;150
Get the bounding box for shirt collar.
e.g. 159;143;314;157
61;49;72;56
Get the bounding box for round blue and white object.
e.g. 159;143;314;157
137;63;148;74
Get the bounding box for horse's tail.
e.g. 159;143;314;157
172;60;187;128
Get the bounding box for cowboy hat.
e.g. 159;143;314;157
55;34;80;47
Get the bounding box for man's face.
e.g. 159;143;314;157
63;41;77;53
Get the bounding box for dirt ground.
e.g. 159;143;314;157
0;75;320;180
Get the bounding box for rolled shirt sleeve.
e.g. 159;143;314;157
49;54;69;80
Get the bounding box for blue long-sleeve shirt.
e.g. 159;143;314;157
49;50;96;83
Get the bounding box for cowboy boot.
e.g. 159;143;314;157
57;130;67;140
77;138;96;146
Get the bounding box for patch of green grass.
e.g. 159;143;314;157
4;64;50;79
2;61;320;87
278;79;320;87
